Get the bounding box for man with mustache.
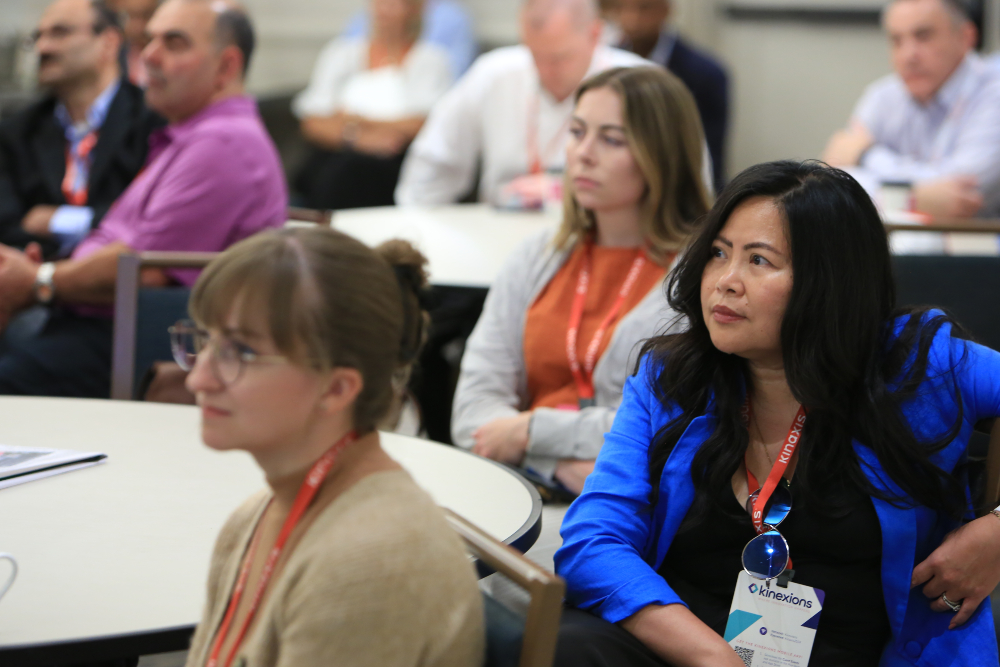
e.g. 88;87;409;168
0;0;286;398
822;0;1000;221
0;0;161;259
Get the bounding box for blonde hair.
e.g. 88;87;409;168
554;66;713;265
188;227;428;433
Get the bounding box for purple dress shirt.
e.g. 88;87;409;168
73;95;287;293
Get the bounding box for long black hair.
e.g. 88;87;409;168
642;160;967;521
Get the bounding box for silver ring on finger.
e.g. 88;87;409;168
941;593;962;613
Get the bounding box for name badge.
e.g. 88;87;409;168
724;571;824;667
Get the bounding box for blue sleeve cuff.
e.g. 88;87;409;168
50;206;93;256
600;571;687;624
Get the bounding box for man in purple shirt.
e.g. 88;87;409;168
0;0;286;398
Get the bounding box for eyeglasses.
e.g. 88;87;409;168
25;24;102;49
741;479;793;580
168;319;288;385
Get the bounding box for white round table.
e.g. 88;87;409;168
0;398;540;665
330;204;559;288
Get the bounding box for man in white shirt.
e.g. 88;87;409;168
822;0;1000;219
395;0;648;206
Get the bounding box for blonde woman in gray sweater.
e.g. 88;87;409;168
452;67;712;495
175;227;483;667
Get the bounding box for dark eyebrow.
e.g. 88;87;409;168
161;29;191;43
715;235;784;256
744;242;784;256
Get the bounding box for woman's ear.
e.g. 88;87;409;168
319;367;364;416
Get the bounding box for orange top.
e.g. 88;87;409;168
523;243;668;411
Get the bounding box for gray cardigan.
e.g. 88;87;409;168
451;229;685;478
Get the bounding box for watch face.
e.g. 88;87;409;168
35;284;54;304
34;263;56;304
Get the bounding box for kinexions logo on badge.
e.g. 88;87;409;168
748;584;758;594
755;586;813;609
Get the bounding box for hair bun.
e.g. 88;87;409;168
376;239;430;364
377;239;429;293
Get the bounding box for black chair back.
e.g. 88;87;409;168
132;287;192;397
892;255;1000;352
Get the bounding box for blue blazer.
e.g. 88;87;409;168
555;319;1000;666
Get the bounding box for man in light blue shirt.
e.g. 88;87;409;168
49;79;120;255
822;0;1000;219
343;0;477;77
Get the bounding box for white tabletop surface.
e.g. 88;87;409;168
331;204;559;288
0;398;538;652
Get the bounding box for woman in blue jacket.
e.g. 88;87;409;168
554;160;1000;666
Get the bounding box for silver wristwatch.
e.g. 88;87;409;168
34;262;56;304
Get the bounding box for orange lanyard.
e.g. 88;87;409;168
205;430;358;667
525;93;572;175
566;243;647;408
61;131;98;206
742;399;806;534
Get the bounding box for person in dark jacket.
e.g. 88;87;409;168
0;0;161;259
612;0;729;191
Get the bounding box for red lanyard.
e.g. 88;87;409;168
205;430;358;667
526;93;572;175
566;242;647;408
742;399;806;534
62;131;98;206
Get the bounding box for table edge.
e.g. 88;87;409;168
0;625;195;667
0;450;544;665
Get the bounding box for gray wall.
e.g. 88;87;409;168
4;0;994;177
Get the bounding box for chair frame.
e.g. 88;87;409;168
111;251;217;400
884;220;1000;234
983;421;1000;511
444;509;565;667
287;206;333;226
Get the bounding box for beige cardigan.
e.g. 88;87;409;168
184;470;484;667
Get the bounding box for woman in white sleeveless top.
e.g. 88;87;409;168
292;0;455;210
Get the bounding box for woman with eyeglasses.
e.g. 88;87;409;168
553;161;1000;666
171;227;483;667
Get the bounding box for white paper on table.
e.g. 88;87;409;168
0;445;107;487
0;459;107;490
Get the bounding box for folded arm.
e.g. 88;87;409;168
52;241;168;305
451;252;532;450
555;364;740;666
300;113;426;157
912;336;1000;628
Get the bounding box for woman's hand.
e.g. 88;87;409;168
621;604;745;667
472;412;531;465
911;513;1000;629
